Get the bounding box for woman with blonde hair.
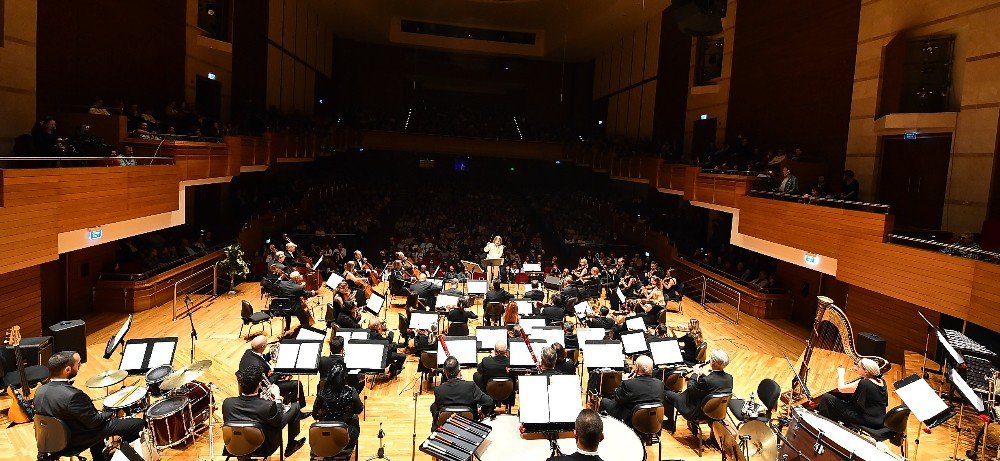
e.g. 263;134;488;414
483;235;504;287
817;357;888;427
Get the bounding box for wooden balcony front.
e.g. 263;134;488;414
121;139;237;181
93;250;223;312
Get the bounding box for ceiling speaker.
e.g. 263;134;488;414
671;0;725;37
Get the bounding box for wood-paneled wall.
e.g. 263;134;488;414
0;0;36;148
121;140;238;181
361;131;563;161
845;286;940;363
593;12;663;140
683;1;738;156
0;267;43;337
265;0;333;114
93;250;223;312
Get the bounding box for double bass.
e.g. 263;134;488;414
283;234;321;291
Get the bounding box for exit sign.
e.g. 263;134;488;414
804;253;819;265
88;228;103;240
904;132;918;140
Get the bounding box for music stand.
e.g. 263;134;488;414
475;327;508;351
296;325;328;342
573;300;593;320
272;339;323;374
649;337;685;367
437;336;477;366
365;291;386;316
582;340;626;371
326;272;345;290
577;328;606;351
409;312;438;331
344;339;390;373
620;331;649;355
542;275;562;291
460;260;484;275
528;326;565;348
482;258;504;268
466;280;488;295
624;316;646;332
119;337;178;375
518;374;583;433
519;316;546;335
334;328;370;347
947;367;986;460
435;294;460;309
515;300;534;316
894;374;953;429
510;339;546;369
104;314;133;360
521;263;541;273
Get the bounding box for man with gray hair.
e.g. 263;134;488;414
539;346;561;375
599;355;663;425
663;348;734;432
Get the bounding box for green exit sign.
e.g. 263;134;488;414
88;228;103;240
804;254;819;265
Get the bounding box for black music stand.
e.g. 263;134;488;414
272;339;323;374
436;336;477;367
947;367;987;461
914;311;965;460
118;337;178;375
103;314;133;360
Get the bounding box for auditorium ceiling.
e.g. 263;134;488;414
318;0;670;61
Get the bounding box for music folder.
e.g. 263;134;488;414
624;315;646;331
365;291;385;315
893;374;952;428
573;300;592;318
334;328;369;346
437;336;478;366
620;330;649;354
344;339;390;373
528;326;565;348
436;294;460;308
522;263;542;272
325;272;344;290
119;337;178;374
104;314;133;359
649;337;685;366
273;339;323;373
519;316;546;335
514;299;534;316
475;326;508;351
519;374;583;432
510;339;546;368
947;367;986;413
409;312;438;331
582;340;625;370
466;280;488;295
577;328;606;351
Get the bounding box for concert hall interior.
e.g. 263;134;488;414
3;1;1000;460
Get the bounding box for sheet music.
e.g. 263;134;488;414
510;340;544;367
573;300;592;316
436;294;460;307
650;339;684;365
528;327;565;348
616;288;626;303
148;342;175;368
522;263;541;272
275;343;300;369
334;329;369;346
120;343;147;370
466;281;488;294
625;316;645;331
515;300;533;316
110;315;132;351
895;377;949;421
409;312;438;330
475;328;508;350
295;342;322;369
548;375;583;423
437;338;477;365
296;327;327;341
519;317;546;335
521;284;532;293
428;278;443;287
577;329;605;350
326;272;344;289
345;342;387;370
366;293;385;314
950;368;986;412
583;342;625;369
621;331;648;354
518;375;550;424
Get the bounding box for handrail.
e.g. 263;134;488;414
99;242;231;281
700;168;768;177
678;255;788;295
747;189;891;214
680;275;742;324
0;156;174;162
362;129;560;144
888;234;1000;263
128;134;225;143
172;263;218;320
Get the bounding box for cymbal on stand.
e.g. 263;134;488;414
737;420;778;460
159;359;213;391
85;369;128;389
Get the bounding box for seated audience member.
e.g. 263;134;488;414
663;349;734;432
223;365;306;457
314;361;365;449
33;351;146;461
600;355;663;425
840;170;859;201
547;409;606;461
89;98;111;115
778;166;799;194
430;356;494;429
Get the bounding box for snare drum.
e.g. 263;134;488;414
145;365;173;397
169;381;211;427
102;385;149;417
780;407;902;461
145;396;193;449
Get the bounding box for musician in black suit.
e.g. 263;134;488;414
239;335;308;409
335;305;362;329
223;364;306;457
599;355;663;424
409;273;441;310
317;335;361;392
551;342;577;375
524;281;545;301
388;260;412;296
284;242;307;268
542;303;566;326
663;349;734;432
473;340;514;405
430;356;493;430
485;281;513;304
547;409;605;461
270;272;317;330
368;319;405;378
33;351;146;461
446;297;478;324
538;346;565;376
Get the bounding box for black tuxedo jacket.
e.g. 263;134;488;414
549;452;604;461
318;354;346;380
239;349;279;384
222;395;287;456
542;305;566;325
336;312;362;329
484;289;512;304
434;378;493;412
677;370;734;416
614;376;664;416
524;289;545;301
477;355;512;382
34;380;112;450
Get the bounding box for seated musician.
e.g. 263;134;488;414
317;335;361;392
599;355;663;425
409;273;441;310
551;342;577;375
262;263;284;295
547;409;605;461
539;346;566;375
413;325;439;383
240;335;308;410
502;301;520;327
474;340;514;406
335;305;362;330
676;319;704;365
542;302;566;326
572;258;590;280
663;349;734;432
635;276;664;326
430;356;494;430
327;282;355;323
582;267;603;299
271;271;317;331
368;318;405;378
644;261;665;284
284;242;306;268
524;281;545;301
223;365;306;457
273;251;289;274
586;307;624;340
816;358;888;428
343;261;369;304
314;362;365;448
485;280;513;305
446;297;478;324
34;351;146;461
388;260;412;296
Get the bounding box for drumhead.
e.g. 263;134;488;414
146;396;189;418
104;386;148;407
790;407;902;461
145;365;173;383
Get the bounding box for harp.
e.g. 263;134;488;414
792;296;891;402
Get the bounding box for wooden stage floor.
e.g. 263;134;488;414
0;282;968;460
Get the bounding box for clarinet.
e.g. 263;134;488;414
519;327;541;373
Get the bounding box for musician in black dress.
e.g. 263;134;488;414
317;335;361;392
314;361;365;448
817;358;888;428
368;318;405;378
547;409;605;461
327;282;355;324
335;305;362;329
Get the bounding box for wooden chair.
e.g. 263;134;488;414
486;378;515;413
35;415;87;461
223;421;281;460
631;403;665;461
309;421;356;461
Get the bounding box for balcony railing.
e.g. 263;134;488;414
747;189;891;214
888;234;1000;264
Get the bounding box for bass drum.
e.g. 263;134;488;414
780;407;902;461
169;381;210;427
145;396;192;449
145;365;173;397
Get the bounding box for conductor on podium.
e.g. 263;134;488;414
483;236;504;287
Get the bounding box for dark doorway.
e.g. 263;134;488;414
196;75;222;121
691;117;718;161
877;134;952;230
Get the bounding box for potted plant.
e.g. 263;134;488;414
218;244;250;295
